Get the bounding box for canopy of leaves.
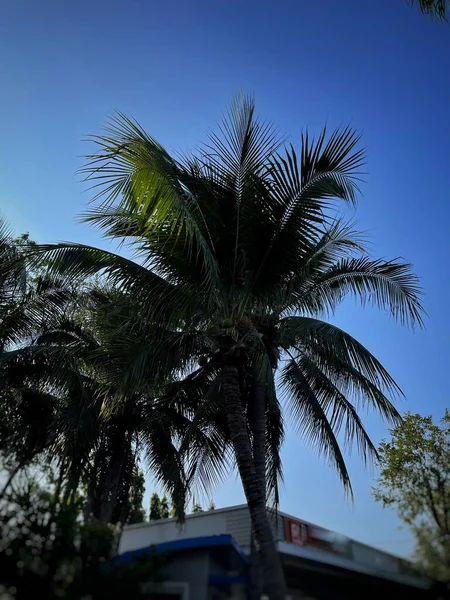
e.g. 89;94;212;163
373;411;450;582
30;96;424;509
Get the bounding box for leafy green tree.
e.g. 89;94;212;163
208;500;216;510
126;467;146;524
149;492;162;520
0;473;163;599
36;96;423;599
192;502;203;513
373;411;450;582
159;495;170;519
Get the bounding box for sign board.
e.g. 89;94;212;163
284;517;349;556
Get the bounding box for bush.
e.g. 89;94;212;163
0;477;163;599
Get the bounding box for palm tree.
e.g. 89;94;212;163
36;97;423;599
0;221;74;492
1;280;223;524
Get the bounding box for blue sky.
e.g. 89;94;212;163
1;0;449;558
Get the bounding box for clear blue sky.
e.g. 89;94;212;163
1;0;449;558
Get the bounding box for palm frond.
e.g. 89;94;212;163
288;256;424;327
291;354;379;465
280;359;352;496
160;366;233;499
80;112;220;290
265;377;284;508
140;403;188;520
252;129;365;294
408;0;448;19
278;316;402;402
301;218;368;268
28;243;204;326
0;287;72;349
306;348;402;426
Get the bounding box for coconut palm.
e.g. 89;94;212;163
0;221;74;491
1;281;226;523
35;96;423;599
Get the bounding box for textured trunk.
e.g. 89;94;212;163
251;377;267;501
84;449;105;520
249;533;264;600
249;377;266;600
222;364;287;600
100;430;134;524
62;460;82;505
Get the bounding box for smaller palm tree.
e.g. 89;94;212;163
1;279;223;523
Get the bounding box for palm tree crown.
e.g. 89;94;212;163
35;96;423;599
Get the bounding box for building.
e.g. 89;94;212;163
117;504;434;599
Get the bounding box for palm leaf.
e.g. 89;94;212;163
287;256;424;327
252;129;365;293
280;359;352;495
81;112;220;290
29;243;204;327
292;354;379;464
278;316;402;401
265;377;284;507
408;0;448;19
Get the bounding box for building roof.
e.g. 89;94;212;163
116;533;249;565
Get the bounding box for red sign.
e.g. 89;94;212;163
284;518;340;554
284;518;308;546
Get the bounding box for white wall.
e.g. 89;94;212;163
119;509;230;554
119;505;281;555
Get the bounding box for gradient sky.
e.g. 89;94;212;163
1;0;449;559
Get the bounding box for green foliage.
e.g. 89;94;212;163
0;475;163;600
373;411;450;582
192;502;203;513
0;224;174;527
208;500;216;510
148;492;171;520
159;495;169;519
149;492;162;520
127;468;146;524
35;96;423;504
3;97;424;598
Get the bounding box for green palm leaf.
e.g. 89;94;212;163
252;129;365;293
278;316;401;399
281;358;352;495
287;256;424;327
80;112;220;290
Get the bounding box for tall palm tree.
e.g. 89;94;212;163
36;97;423;599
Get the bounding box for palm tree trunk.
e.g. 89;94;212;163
100;430;133;524
249;533;264;600
222;364;287;600
249;377;267;600
251;377;267;501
